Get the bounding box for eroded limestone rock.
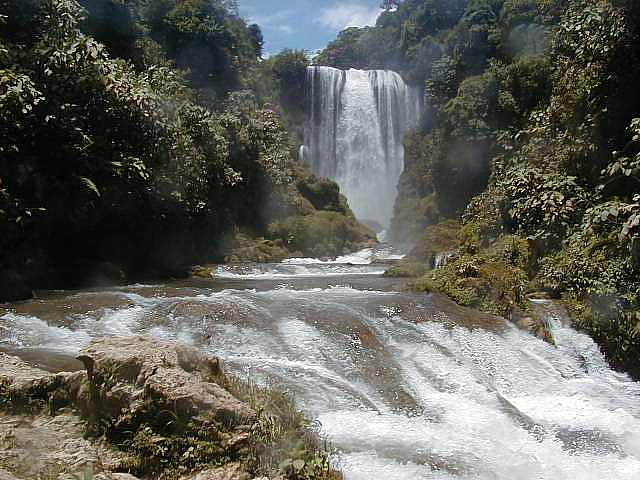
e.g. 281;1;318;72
180;462;251;480
0;411;129;479
76;336;255;437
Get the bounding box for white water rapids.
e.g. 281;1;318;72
303;67;421;227
1;248;640;479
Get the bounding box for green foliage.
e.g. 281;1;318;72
414;251;530;316
268;211;375;259
0;0;371;300
408;219;461;262
78;0;263;97
498;166;590;243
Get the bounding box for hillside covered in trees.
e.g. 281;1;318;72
317;0;640;377
0;0;373;301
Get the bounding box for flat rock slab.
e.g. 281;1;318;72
180;462;251;480
0;411;130;479
0;352;53;390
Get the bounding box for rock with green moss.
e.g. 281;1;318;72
192;265;215;278
296;174;347;214
268;211;376;259
383;262;429;278
413;253;530;321
225;234;292;263
409;220;462;266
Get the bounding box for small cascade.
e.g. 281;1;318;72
304;66;421;227
433;251;454;269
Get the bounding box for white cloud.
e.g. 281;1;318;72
276;25;295;34
248;10;296;35
317;2;383;31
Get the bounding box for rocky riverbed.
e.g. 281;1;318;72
0;337;338;480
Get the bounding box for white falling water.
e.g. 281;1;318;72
304;66;421;227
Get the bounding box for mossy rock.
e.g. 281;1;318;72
225;234;292;263
296;174;346;213
383;262;429;278
268;211;376;258
191;265;214;279
410;220;462;264
413;252;530;317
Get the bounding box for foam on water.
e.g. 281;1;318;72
215;263;386;279
1;270;639;479
0;313;92;353
280;247;405;267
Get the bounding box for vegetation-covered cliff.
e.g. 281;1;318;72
0;0;374;301
317;0;640;377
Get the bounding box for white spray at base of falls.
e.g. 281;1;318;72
303;66;421;227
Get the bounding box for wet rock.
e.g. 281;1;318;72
180;462;250;480
513;311;555;345
76;337;255;437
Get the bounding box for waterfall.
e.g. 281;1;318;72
304;66;421;227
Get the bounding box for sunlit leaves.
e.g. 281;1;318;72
499;166;590;241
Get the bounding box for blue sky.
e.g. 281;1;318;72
238;0;384;57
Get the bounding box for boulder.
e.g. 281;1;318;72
76;337;256;437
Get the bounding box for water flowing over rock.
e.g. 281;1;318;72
304;66;421;227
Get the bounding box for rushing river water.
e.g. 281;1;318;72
1;247;640;480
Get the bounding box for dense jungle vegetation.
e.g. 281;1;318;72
317;0;640;377
0;0;373;301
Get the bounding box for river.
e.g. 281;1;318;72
1;246;640;480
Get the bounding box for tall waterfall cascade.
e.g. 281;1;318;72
303;66;421;227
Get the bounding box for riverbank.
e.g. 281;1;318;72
1;255;639;478
389;220;640;380
0;337;341;480
0;167;376;304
